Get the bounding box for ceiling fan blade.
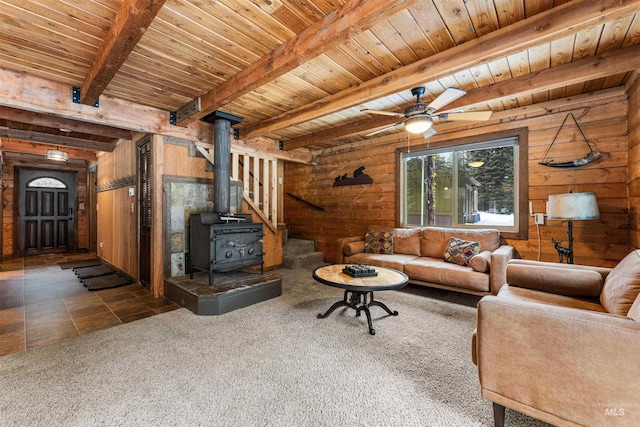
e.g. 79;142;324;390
361;109;405;118
427;88;467;112
365;122;402;136
439;111;493;121
422;127;437;139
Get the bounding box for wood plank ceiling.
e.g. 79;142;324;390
0;0;639;155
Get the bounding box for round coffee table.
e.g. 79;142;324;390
313;264;409;335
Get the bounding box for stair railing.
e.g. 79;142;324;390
195;142;278;232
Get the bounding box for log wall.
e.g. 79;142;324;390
1;154;89;258
628;76;640;250
284;89;630;268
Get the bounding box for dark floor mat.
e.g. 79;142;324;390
82;274;132;290
73;264;114;279
58;258;101;270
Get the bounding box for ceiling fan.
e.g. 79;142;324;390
362;87;493;138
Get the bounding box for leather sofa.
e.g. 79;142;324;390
472;252;640;426
337;227;515;295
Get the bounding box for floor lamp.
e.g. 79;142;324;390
547;191;599;264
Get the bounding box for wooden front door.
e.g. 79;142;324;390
18;169;76;256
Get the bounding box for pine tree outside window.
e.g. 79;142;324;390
399;129;528;239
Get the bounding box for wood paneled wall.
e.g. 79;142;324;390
284;89;630;268
1;154;89;258
96;138;137;276
628;76;640;250
96;135;283;296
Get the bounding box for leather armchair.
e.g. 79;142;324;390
472;251;640;427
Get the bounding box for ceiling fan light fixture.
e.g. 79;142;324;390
45;148;69;162
404;115;433;134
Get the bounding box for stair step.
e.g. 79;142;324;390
283;252;325;270
283;238;316;257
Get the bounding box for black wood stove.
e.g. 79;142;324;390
167;111;281;315
189;212;264;286
187;111;266;286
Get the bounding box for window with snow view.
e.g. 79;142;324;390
399;129;528;239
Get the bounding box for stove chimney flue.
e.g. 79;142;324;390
213;119;231;214
204;110;243;214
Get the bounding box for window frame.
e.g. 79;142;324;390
396;128;528;240
27;177;68;189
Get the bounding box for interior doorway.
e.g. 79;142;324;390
88;166;97;253
17;168;77;256
137;137;152;289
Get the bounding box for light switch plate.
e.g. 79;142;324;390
128;187;135;197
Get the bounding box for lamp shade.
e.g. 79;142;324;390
404;115;433;134
547;192;599;220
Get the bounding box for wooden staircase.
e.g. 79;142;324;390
194;142;279;232
282;232;325;269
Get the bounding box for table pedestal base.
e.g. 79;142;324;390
317;290;398;335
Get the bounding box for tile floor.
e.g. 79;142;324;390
0;253;180;357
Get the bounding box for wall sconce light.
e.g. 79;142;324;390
468;161;484;167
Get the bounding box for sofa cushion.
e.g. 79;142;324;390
392;228;421;256
600;250;640;315
499;284;608;313
404;257;490;293
344;253;418;272
443;237;480;266
469;250;492;273
364;231;393;254
344;241;365;256
420;227;500;258
628;294;640;321
507;261;604;298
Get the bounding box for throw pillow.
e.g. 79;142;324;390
469;250;492;273
600;250;640;315
364;231;393;254
443;237;480;266
344;241;365;256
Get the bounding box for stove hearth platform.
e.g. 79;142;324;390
165;270;282;315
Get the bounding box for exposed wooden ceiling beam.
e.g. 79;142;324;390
313;88;627;157
283;115;399;150
80;0;167;105
240;0;640;139
441;43;640;113
0;106;131;139
286;42;640;147
175;0;422;125
0;139;98;161
0;68;313;164
0;128;114;152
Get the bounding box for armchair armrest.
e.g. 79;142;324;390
476;296;640;426
506;259;611;298
336;236;364;263
489;245;515;294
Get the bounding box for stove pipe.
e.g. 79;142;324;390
213;118;231;214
